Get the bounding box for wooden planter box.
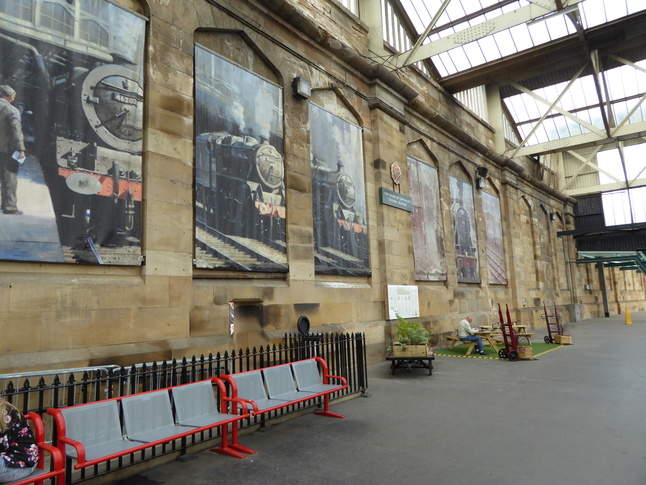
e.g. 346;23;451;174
555;335;572;345
518;346;533;360
392;343;429;358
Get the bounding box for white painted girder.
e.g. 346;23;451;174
393;0;585;68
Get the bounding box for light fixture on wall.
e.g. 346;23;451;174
475;166;489;189
292;77;311;100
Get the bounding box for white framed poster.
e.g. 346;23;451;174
386;285;420;320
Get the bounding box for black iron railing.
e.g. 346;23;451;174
0;332;367;484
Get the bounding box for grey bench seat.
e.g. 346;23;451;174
47;377;252;474
221;357;348;440
263;363;318;402
122;390;196;443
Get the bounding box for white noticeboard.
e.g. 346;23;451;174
386;285;420;320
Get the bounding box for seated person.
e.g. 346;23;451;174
457;316;487;355
0;398;38;483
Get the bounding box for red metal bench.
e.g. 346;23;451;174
10;412;65;485
47;378;250;484
220;357;348;455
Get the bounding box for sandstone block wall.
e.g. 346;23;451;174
0;0;643;372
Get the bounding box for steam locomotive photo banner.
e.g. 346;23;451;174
0;0;145;265
309;103;369;276
194;46;287;272
450;176;480;283
407;156;447;281
482;191;507;285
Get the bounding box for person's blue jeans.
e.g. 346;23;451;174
0;457;36;483
460;336;484;352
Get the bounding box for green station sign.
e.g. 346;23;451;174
379;187;412;212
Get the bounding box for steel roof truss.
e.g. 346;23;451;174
507;65;597;158
399;0;452;68
508;119;646;157
394;0;585;69
591;50;613;136
561;146;623;191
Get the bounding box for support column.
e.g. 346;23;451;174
367;80;410;287
597;262;610;317
485;83;506;155
360;0;387;56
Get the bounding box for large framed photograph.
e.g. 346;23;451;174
309;103;369;276
408;156;447;281
194;45;287;272
482;191;507;285
0;0;145;264
450;176;480;283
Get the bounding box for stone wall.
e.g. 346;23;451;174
0;0;644;372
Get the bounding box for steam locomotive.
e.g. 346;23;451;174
49;63;143;249
195;131;286;244
311;157;368;267
0;1;144;259
454;206;478;280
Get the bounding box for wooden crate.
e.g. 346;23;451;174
392;343;429;358
555;335;572;345
518;346;533;360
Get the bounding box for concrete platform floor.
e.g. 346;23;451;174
108;312;646;485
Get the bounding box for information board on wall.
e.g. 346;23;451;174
386;285;420;320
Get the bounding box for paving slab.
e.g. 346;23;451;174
107;312;646;485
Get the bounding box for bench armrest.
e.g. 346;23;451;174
38;441;65;473
233;397;259;413
223;397;251;417
324;374;348;387
58;436;88;464
25;412;64;472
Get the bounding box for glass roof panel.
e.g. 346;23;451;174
543;15;574;39
493;30;516;57
551;117;566;138
507;24;532;51
445;1;466;19
526;21;551;44
462;42;486;66
435;51;453;77
605;1;628;21
625;144;646;180
478;36;501;63
597;148;623;184
579;0;608;27
627;0;644;14
450;47;472;71
606;68;627;99
559;89;577;112
566;117;584;136
612;101;629;123
523;97;541;121
394;0;646;150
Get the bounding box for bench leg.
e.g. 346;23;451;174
210;423;255;458
313;395;345;419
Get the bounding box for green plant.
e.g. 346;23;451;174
393;315;434;350
558;321;575;335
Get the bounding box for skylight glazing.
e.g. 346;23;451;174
399;1;646;77
398;0;584;77
504;60;646;145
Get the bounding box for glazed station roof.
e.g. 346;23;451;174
379;0;646;258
